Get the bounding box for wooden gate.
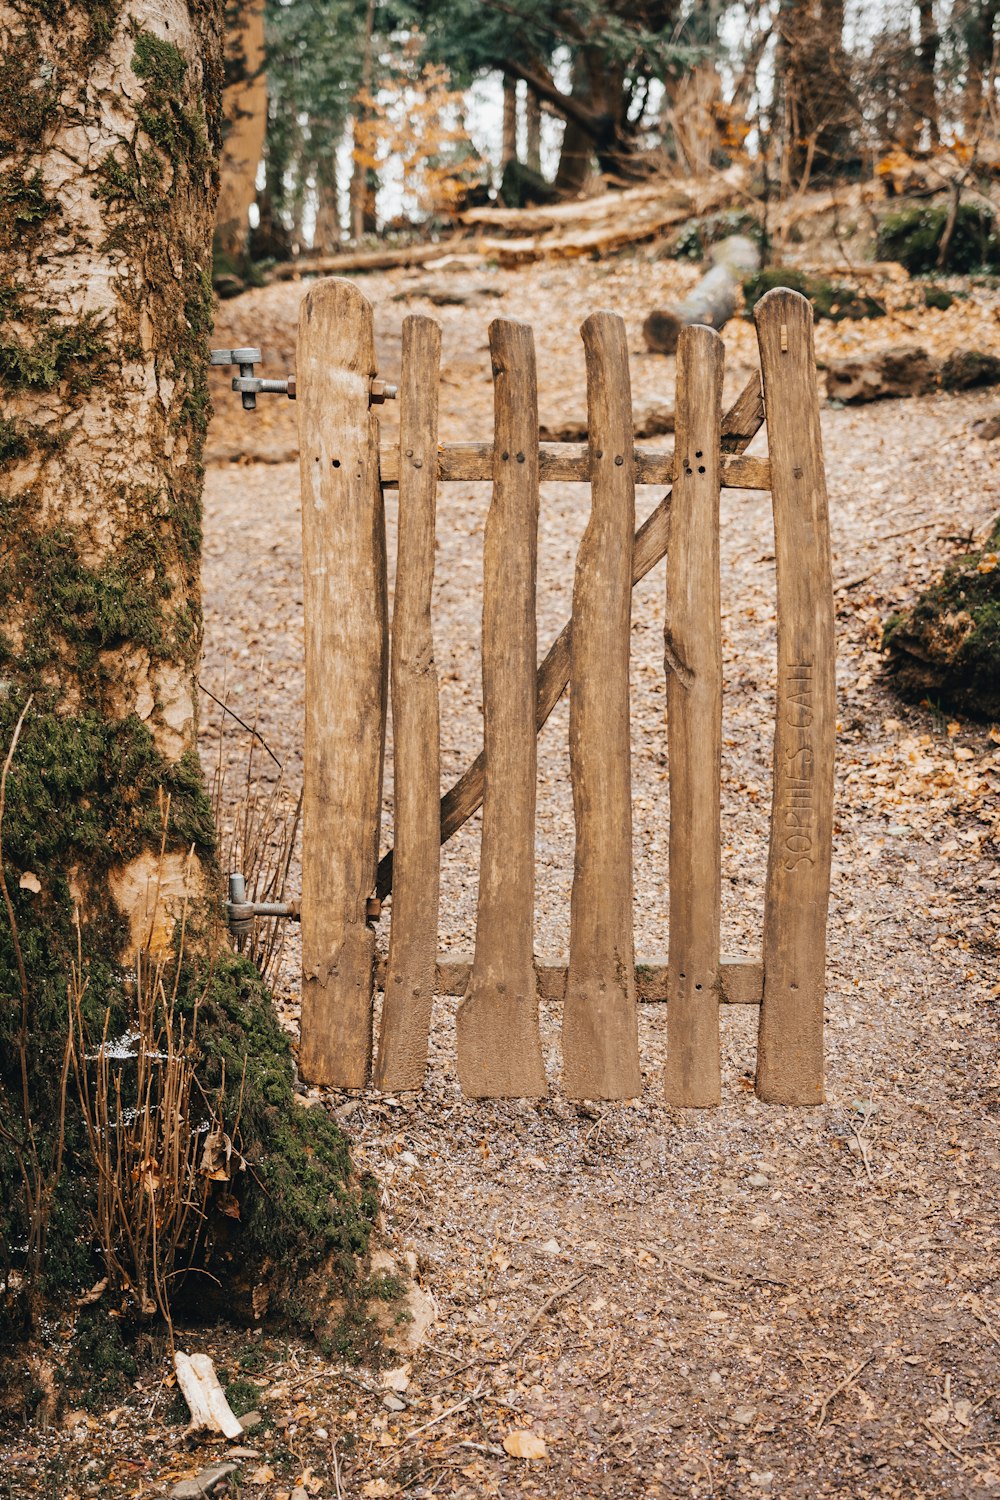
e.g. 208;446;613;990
295;279;834;1107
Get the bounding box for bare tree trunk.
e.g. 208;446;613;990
526;86;542;172
350;0;378;240
502;73;518;168
963;0;999;137
312;157;342;255
215;0;267;262
915;0;940;145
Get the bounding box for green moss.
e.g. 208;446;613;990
670;209;767;261
0;493;200;685
166;958;379;1334
131;30;187;93
743;267;884;321
923;284;954;311
364;1271;407;1302
877;203;1000;275
221;1376;263;1417
883;515;1000;720
0;312;110;395
0;33;57;159
0;169;57;251
0;703;214;875
69;1311;140;1407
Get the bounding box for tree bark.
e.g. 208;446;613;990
1;0;224;952
350;0;378;240
963;0;999;137
915;0;940;145
502;73;518;168
0;0;378;1346
526;86;543;173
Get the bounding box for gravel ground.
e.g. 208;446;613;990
184;260;1000;1499
9;258;995;1500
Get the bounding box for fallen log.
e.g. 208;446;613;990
538;401;674;443
271;241;466;278
825;346;937;403
642;235;761;354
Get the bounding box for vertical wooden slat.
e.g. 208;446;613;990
297;278;387;1087
374;315;442;1091
456;319;547;1099
663;324;725;1108
562;311;641;1101
754;289;835;1105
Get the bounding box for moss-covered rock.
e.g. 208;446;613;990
940;348;1000;391
877;202;1000;275
883;517;1000;720
743;267;884;321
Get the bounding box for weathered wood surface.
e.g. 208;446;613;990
754;289;835;1105
663;325;725;1107
174;1353;244;1441
642;235;761;355
374;316;441;1091
375;371;765;899
456;319;547;1098
376;956;763;1003
562;312;642;1100
378;442;769;491
298;279;387;1087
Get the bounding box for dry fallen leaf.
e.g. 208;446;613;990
18;871;40;893
381;1363;411;1392
249;1466;275;1486
361;1481;399;1497
503;1430;548;1460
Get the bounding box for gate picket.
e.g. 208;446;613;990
562;311;642;1101
297;279;387;1087
663;325;725;1108
374;316;442;1091
456;319;547;1098
754;290;835;1105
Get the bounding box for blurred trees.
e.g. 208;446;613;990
216;0;1000;254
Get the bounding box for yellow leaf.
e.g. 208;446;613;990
503;1430;548;1460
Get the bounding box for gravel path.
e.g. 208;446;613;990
194;262;1000;1499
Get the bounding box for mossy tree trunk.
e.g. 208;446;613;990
0;0;377;1360
1;0;223;944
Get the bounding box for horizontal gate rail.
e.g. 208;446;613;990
378;443;770;490
375;956;764;1006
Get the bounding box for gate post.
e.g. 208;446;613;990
754;289;835;1105
297;278;388;1087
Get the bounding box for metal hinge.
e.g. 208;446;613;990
210;348;296;410
226;872;300;937
210;348;396;410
